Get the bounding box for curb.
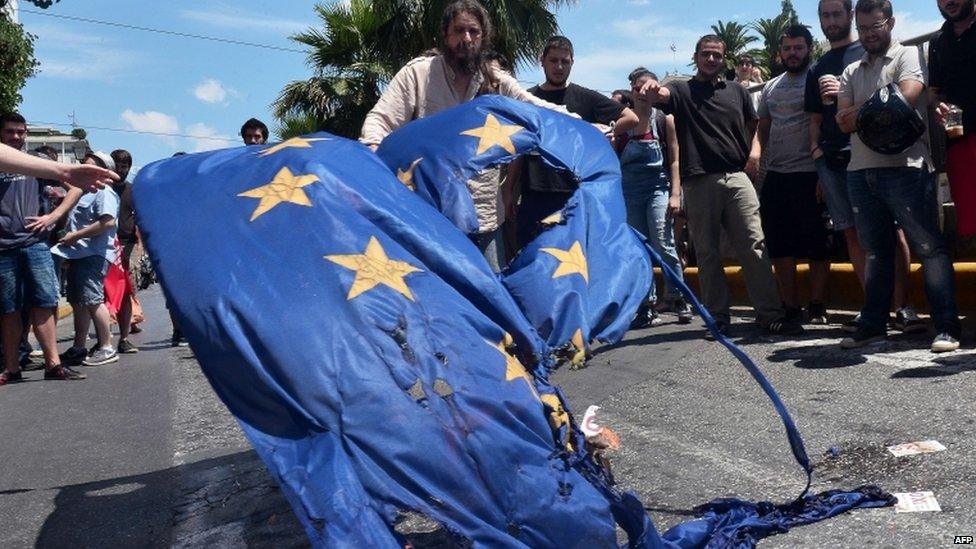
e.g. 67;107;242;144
658;262;976;312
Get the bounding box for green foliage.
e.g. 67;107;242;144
274;0;570;138
275;113;322;141
711;20;758;72
749;14;791;79
0;15;39;113
0;0;62;8
70;127;87;140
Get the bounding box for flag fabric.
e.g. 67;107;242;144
134;97;894;549
133;135;662;547
376;95;651;356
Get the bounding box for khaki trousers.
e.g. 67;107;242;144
683;171;783;326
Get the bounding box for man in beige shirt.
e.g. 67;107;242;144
361;0;569;271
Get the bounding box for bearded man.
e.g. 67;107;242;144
360;0;569;271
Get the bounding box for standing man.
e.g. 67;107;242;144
110;149;139;353
930;0;976;238
240;118;269;146
360;0;570;271
517;35;638;244
836;0;961;352
0;113;86;386
639;36;803;337
808;0;922;334
758;25;831;325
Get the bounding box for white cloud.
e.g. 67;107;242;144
28;23;141;82
179;8;306;34
892;11;943;42
184;123;236;153
120;110;179;144
192;78;239;104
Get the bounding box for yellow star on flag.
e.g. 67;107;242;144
460;114;523;155
257;136;329;157
487;334;538;399
397;158;423;191
541;241;589;283
237;167;319;222
325;236;423;301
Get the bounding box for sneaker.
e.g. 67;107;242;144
930;332;960;353
29;349;44;358
807;302;829;325
840;327;886;349
704;321;730;341
130;323;143;334
784;306;803;323
0;370;24;386
842;314;861;333
44;365;86;380
674;298;694;324
171;331;189;347
117;339;139;354
630;305;663;329
83;347;119;366
764;317;805;336
893;306;926;334
59;346;88;366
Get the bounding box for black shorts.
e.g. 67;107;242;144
760;171;830;260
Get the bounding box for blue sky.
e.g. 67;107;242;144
15;0;943;174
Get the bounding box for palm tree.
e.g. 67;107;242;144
274;0;571;138
710;20;758;73
750;14;791;79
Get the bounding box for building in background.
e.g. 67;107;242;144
26;126;90;164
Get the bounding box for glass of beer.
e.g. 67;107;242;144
819;74;838;105
946;104;964;139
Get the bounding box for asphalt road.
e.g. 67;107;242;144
1;286;973;548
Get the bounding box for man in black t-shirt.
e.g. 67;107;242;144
930;0;976;237
639;35;801;337
515;35;637;246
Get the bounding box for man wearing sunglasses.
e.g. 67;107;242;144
835;0;961;352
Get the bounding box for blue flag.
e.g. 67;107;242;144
376;96;651;356
135;98;893;548
134;135;663;547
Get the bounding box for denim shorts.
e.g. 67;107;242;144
0;241;60;314
814;156;855;231
65;255;109;306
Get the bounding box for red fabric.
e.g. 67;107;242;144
946;133;976;237
104;238;135;315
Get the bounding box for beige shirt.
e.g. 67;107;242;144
838;42;931;171
361;55;571;233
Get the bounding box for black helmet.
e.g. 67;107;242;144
856;83;926;155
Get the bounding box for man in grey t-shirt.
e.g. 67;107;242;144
835;0;959;353
757;25;831;326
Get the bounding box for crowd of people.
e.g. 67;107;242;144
361;0;975;353
1;0;972;390
0;113;274;386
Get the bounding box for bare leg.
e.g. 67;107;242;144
2;312;23;374
72;304;91;349
844;227;866;288
772;257;798;308
118;294;132;341
810;260;829;304
89;303;113;349
30;307;60;368
894;227;911;310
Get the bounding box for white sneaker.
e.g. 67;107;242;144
930;333;960;353
83;346;119;366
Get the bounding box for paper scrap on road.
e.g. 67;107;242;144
887;440;947;457
581;405;603;437
894;491;942;513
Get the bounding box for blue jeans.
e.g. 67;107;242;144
0;241;60;314
848;168;960;335
620;140;684;303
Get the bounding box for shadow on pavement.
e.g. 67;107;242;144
595;328;703;356
890;357;976;379
766;345;868;369
35;450;460;549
